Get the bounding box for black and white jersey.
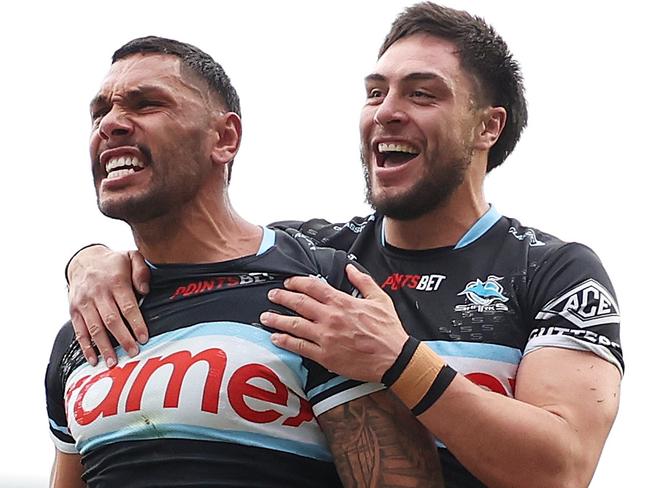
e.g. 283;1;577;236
45;227;382;488
275;207;623;488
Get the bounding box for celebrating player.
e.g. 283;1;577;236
46;36;442;487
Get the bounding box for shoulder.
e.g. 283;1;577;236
271;228;361;295
46;322;85;389
503;217;623;372
271;214;378;251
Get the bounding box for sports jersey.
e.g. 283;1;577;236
45;227;382;488
274;207;623;488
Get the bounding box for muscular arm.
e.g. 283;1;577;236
50;450;85;488
319;390;444;488
418;348;620;488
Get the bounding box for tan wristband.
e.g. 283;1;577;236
390;342;446;410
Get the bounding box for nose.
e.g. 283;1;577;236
98;107;134;141
372;92;408;127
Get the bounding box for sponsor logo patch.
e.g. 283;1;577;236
535;279;620;328
381;273;446;292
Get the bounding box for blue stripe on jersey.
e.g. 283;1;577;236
112;322;308;388
257;227;276;255
425;340;521;364
305;375;349;398
50;418;71;436
78;424;332;461
454;205;501;249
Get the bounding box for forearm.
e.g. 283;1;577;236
320;390;444;488
412;362;618;488
426;377;582;488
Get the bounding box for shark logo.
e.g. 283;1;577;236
455;276;509;312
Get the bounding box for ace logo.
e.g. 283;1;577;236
535;279;620;328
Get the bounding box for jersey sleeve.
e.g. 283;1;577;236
289;234;385;416
45;324;78;454
524;243;623;374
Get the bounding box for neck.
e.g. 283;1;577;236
131;187;261;264
384;170;488;250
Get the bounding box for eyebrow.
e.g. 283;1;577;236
89;85;170;110
364;71;452;90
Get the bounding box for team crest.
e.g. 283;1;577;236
535;279;620;328
455;276;509;312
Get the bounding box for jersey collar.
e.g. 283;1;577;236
380;205;502;250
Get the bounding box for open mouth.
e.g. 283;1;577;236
105;155;146;180
376;142;420;168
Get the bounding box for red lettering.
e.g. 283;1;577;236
465;372;508;396
125;349;227;414
408;274;421;288
65;375;90;416
282;396;314;427
199;280;215;293
228;364;288;423
170;286;187;299
74;362;139;425
381;275;396;290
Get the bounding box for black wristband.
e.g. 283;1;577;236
381;336;420;387
64;243;108;285
411;365;457;416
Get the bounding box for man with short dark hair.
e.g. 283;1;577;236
65;4;623;487
46;36;442;487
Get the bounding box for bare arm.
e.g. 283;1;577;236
319;390;444;487
66;245;150;366
418;348;619;488
262;265;621;488
50;450;85;488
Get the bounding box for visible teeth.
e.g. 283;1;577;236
378;143;418;154
106;168;136;180
106;156;145;173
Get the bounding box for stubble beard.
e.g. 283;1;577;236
93;144;204;225
362;143;473;221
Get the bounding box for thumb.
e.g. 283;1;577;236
129;250;151;295
346;264;383;299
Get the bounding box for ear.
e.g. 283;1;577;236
475;106;507;151
210;112;242;167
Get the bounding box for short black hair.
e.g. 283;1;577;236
380;2;528;172
113;36;240;116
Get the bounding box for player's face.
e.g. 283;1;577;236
360;34;482;220
89;54;215;223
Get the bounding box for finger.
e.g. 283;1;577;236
80;303;117;368
282;275;346;305
95;298;139;358
267;287;327;320
260;311;321;343
70;312;97;366
270;333;322;362
129;250;151;295
113;286;149;345
346;264;384;300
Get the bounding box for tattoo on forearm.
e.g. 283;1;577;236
319;390;445;488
